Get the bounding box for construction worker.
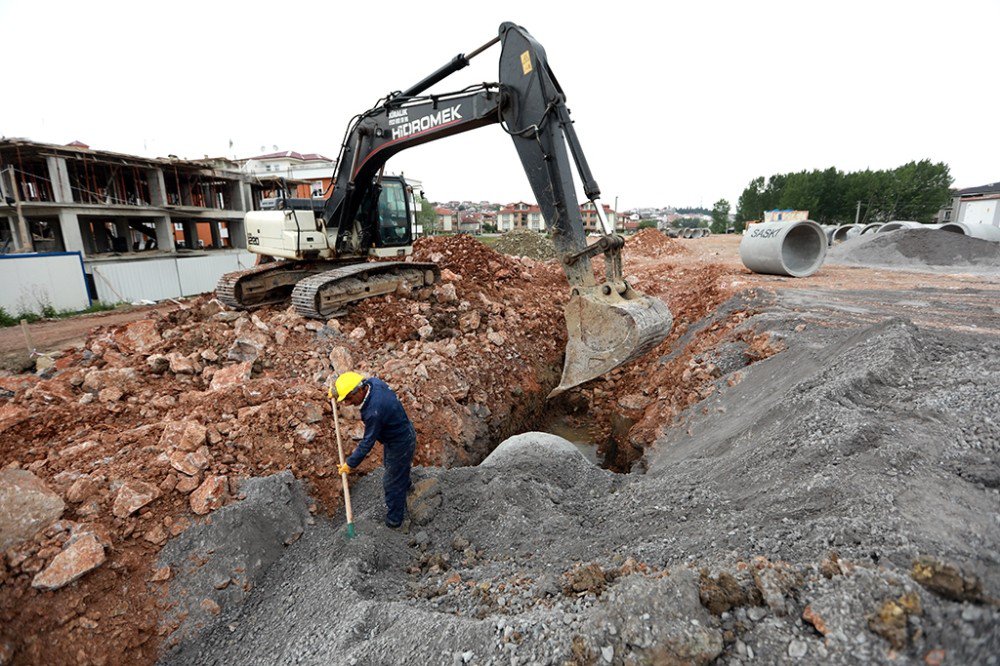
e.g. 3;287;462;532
335;372;416;528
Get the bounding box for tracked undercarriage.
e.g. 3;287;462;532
217;261;439;319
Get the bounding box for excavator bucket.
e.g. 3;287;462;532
550;289;674;398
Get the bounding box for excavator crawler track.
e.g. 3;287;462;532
291;262;440;319
216;261;345;310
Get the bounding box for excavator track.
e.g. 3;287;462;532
216;261;343;310
291;262;440;319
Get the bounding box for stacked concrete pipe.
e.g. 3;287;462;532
739;219;827;277
940;222;1000;242
820;225;837;245
831;224;861;243
877;221;922;233
859;223;884;235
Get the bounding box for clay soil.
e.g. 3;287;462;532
1;230;998;664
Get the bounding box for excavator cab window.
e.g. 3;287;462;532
376;179;412;247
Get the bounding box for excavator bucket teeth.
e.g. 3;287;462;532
550;291;673;398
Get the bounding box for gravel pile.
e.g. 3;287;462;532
492;229;558;260
165;289;999;665
828;228;1000;272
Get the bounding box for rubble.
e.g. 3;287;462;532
30;534;106;591
0;470;65;550
2;231;998;665
625;227;690;258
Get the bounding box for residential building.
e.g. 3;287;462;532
579;201;619;233
435;207;455;232
239;151;337;199
939;182;1000;227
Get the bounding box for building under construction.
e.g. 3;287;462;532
0;139;298;305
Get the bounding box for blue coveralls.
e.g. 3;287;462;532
345;377;416;527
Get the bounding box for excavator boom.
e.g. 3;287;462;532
217;22;673;395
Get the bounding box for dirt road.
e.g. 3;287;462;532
0;302;182;369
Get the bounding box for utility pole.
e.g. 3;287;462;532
614;195;619;232
2;167;33;253
854;200;862;226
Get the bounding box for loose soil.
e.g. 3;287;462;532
2;232;998;665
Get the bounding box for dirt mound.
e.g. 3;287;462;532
169;298;1000;664
828;228;1000;270
491;229;558;260
0;235;569;664
626;228;689;258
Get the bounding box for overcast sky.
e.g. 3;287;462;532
2;0;995;209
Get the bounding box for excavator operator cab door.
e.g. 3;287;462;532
371;177;413;256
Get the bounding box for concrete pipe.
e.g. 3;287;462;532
666;228;680;238
681;228;694;239
820;225;836;245
739;219;827;277
940;222;1000;241
831;224;860;243
859;223;884;235
877;221;922;233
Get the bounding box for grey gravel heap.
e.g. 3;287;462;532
161;288;1000;666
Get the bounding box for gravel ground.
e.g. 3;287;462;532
162;287;999;666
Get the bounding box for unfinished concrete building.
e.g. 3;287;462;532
0;139;294;304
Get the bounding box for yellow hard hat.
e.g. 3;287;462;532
335;371;365;402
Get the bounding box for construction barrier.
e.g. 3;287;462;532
0;252;91;315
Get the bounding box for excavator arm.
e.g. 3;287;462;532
321;22;673;395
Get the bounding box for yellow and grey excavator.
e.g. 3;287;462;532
216;21;672;396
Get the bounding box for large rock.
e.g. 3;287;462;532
31;534;105;590
114;319;161;353
190;476;228;515
210;362;253;391
160;420;207;452
0;404;30;434
170;450;210;476
0;470;65;550
112;481;159;518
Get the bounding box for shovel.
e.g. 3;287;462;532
328;383;356;539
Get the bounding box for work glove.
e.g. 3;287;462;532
337;463;352;476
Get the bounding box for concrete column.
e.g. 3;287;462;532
229;217;247;249
154;215;175;252
112;218;133;252
58;211;87;256
209;221;222;248
45;157;74;203
227;179;246;211
146;168;168;207
182;220;196;249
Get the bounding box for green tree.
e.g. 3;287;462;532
710;199;730;234
415;196;437;234
638;219;659;229
735;160;952;226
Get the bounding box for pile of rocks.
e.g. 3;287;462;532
0;234;570;664
625;228;690;258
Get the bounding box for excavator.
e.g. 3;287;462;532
216;21;673;396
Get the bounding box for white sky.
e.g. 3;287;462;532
2;0;996;209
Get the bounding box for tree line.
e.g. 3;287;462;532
734;160;953;226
